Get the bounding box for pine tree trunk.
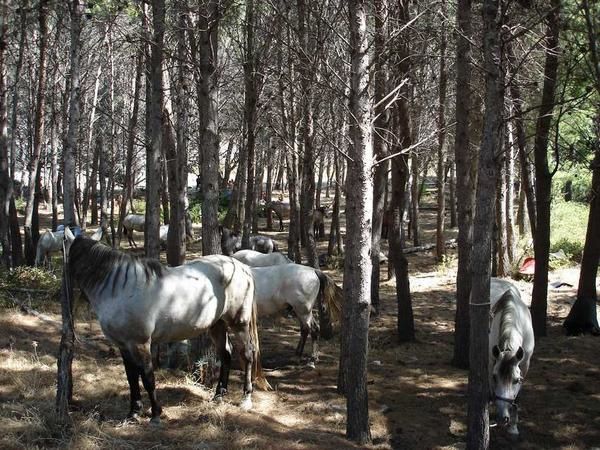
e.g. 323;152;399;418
452;0;475;370
24;0;50;265
505;119;516;262
198;0;221;255
0;0;10;267
370;0;389;316
467;0;503;445
344;0;372;442
531;0;560;338
436;0;448;262
410;155;420;245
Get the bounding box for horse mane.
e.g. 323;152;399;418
492;290;519;352
69;237;164;292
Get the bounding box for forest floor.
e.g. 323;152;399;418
0;203;599;449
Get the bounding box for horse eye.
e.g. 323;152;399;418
515;377;522;384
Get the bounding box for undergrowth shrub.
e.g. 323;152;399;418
550;200;587;264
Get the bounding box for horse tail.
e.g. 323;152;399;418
250;297;271;391
316;270;342;323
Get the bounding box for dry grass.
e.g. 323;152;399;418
1;207;599;449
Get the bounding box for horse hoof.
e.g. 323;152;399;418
306;361;316;369
240;395;253;411
149;416;161;426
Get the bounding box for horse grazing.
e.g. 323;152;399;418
122;214;145;247
232;249;293;267
489;278;534;438
220;227;278;256
252;264;342;365
63;227;266;424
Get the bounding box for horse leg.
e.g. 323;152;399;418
230;325;254;411
209;321;231;402
309;316;320;367
295;322;309;357
128;343;162;424
119;348;143;420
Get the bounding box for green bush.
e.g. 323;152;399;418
550;200;588;263
553;169;592;203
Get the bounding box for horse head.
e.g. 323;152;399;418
490;344;525;428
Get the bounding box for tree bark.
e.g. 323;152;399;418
24;0;50;265
370;0;389;316
0;0;10;267
144;0;165;259
198;0;221;255
531;0;561;337
435;0;448;263
343;0;372;442
467;0;503;445
452;0;475;370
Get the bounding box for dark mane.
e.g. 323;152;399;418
69;237;164;292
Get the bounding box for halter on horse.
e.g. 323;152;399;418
63;227;266;424
489;278;535;437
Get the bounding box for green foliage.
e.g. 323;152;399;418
188;202;202;224
0;267;61;307
550;200;588;263
553;168;592;203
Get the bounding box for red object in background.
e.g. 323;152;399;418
519;257;535;275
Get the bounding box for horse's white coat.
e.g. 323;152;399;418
489;278;534;436
233;249;293;267
83;254;254;345
123;214;145;247
159;224;169;246
35;230;64;266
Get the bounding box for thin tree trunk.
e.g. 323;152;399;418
449;162;457;228
495;146;509;277
0;0;10;267
198;0;221;255
410;155;420;246
436;0;448;262
57;0;84;423
531;0;560;338
452;0;475;370
24;0;50;265
343;0;372;442
144;0;165;259
505;118;516;262
467;0;503;445
370;0;389;316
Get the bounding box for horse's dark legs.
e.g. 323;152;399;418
296;324;309;357
209;321;231;401
231;325;254;410
120;349;143;419
128;343;162;424
310;319;320;364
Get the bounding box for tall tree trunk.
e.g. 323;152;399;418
452;0;475;370
467;0;503;446
449;162;457;228
495;146;509;276
117;44;143;247
0;0;10;267
507;42;536;240
198;0;221;255
144;0;165;259
343;0;372;442
242;0;258;249
57;0;84;423
410;155;420;245
505;119;516;262
436;0;448;262
370;0;389;316
24;0;50;265
391;0;414;344
531;0;560;338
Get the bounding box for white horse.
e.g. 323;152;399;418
232;249;293;267
159;224;169;247
63;227;267;423
35;226;103;268
489;278;535;438
252;264;342;365
122;214;145;247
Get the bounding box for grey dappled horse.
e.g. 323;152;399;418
63;227;266;424
252;263;342;366
232;249;293;267
220;227;278;256
489;278;535;438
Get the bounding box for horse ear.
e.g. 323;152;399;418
515;346;524;361
492;345;500;359
64;226;75;242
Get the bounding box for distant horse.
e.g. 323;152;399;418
313;206;330;240
220;227;278;256
263;201;290;231
35;226;99;268
122;214;145;247
232;249;293;267
252;264;342;365
489;278;535;438
63;227;267;423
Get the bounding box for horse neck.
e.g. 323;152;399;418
496;299;523;352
